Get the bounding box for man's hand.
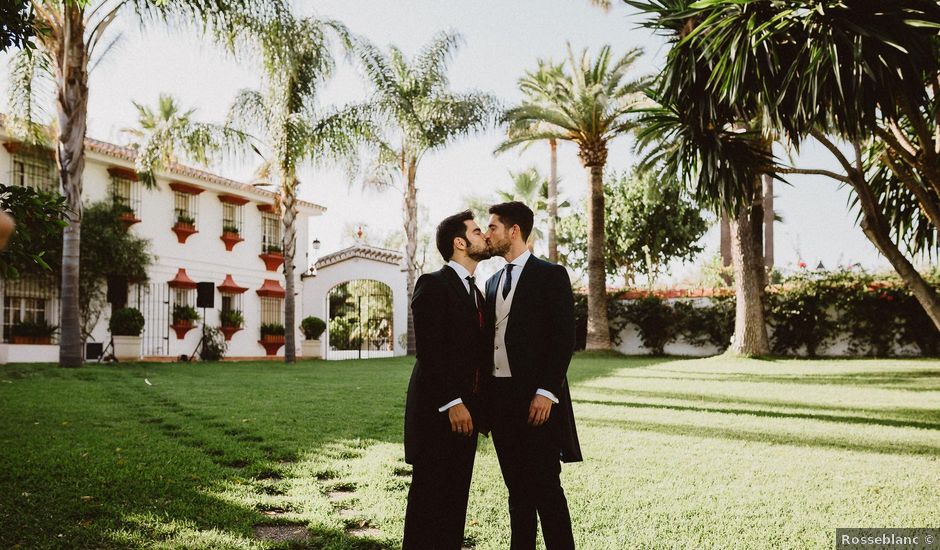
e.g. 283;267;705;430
448;403;474;436
528;394;554;426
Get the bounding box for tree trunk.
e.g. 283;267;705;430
547;138;559;263
55;7;89;368
404;157;418;355
280;177;299;364
585;162;611;350
849;172;940;332
719;212;732;285
728;190;770;356
762;174;774;270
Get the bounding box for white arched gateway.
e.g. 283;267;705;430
301;245;408;360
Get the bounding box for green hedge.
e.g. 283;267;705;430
574;268;940;357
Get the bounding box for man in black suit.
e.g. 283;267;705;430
403;210;491;550
483;201;581;550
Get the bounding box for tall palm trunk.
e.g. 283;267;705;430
280;177;299;363
728;186;770;355
719;213;732;285
404;156;418;355
55;6;90;368
547;138;559;263
581;143;610;350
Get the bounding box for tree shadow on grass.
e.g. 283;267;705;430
566;352;681;386
620;368;940;390
575;387;940;424
573;398;940;431
580;417;940;456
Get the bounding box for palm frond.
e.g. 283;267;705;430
6;48;55;144
414;30;463;89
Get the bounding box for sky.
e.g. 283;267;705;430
2;0;924;285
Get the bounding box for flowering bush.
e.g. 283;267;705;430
577;267;939;356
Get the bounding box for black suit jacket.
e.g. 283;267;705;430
404;265;487;465
484;255;582;463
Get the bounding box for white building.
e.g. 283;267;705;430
0;128;325;362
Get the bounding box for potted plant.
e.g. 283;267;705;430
171;304;200;339
108;307;144;360
10;319;57;345
259;322;286;356
260;323;285;343
219;309;244;341
175;212;196;228
300;316;326;359
172;212;198;243
220;223;243;251
113;201;139;227
259;243;284;270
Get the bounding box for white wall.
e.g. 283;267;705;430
301;256;408;358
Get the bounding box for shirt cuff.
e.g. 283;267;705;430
438;398;463;412
535;389;558;404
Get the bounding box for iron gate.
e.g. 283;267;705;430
326;279;394;360
132;282;171;357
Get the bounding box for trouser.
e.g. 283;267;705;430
403;414;478;550
488;377;575;550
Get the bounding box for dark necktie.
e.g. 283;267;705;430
466;276;483;328
502;263;515;299
466;275;484;394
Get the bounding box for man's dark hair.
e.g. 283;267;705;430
435;210;474;261
489;201;534;241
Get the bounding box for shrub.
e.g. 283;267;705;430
602;267;939;357
199;326;227;361
109;307;145;336
175;213;195;226
767;272;839;357
11;319;58;338
219;309;244;328
260;323;285;337
622;295;678;355
222;224;240;235
573;292;631;350
172;305;200;323
301;316;326;340
674;296;735;352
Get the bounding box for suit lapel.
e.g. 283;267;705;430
443;265;478;317
506;256;539;338
485;273;498;327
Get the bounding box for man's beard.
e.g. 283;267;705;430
487;237;510;257
468;245;492;261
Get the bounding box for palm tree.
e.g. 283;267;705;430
354;31;498;355
496;61;567;263
122;93;252;186
630;0;940;335
4;0;288;368
495;166;570;254
227;15;371;363
496;45;649;350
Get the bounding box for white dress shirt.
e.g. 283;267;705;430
438;261;480;412
492;250;558;404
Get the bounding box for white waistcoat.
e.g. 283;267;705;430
493;269;519;377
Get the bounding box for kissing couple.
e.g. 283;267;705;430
403;201;582;550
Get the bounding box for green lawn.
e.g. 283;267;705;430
1;353;938;549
